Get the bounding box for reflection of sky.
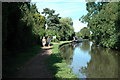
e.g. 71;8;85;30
70;42;92;78
89;41;93;51
66;41;118;78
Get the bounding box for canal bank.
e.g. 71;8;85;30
47;41;77;78
60;41;119;78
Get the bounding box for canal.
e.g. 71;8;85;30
60;41;119;78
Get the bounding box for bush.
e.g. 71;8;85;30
52;39;59;42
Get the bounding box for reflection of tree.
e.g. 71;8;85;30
80;41;90;51
72;43;80;48
81;45;119;78
60;44;74;65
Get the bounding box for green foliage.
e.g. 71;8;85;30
45;30;56;36
42;8;60;36
32;13;45;36
80;27;90;39
76;27;90;39
2;3;46;55
2;3;75;56
51;39;59;42
76;32;82;38
47;43;77;79
59;17;74;41
80;2;120;50
42;8;74;41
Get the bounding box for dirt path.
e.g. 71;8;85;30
11;48;53;78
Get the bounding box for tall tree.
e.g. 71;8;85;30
59;17;74;40
78;27;90;39
42;8;61;36
80;2;120;50
2;2;46;54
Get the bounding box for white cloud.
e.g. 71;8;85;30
35;2;87;20
73;20;87;32
31;0;88;32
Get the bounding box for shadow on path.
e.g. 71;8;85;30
6;48;53;78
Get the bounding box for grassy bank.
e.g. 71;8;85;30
47;41;77;79
3;45;41;77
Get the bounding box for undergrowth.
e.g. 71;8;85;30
47;42;77;79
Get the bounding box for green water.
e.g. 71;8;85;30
60;41;119;78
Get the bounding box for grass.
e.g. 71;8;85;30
3;41;76;79
3;45;41;77
47;41;77;79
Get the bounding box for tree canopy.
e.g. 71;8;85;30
2;3;75;55
42;8;74;41
80;2;120;50
76;27;90;39
59;17;74;40
2;3;46;54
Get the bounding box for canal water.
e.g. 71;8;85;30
60;41;119;78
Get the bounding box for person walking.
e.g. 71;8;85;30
47;36;51;47
42;37;46;47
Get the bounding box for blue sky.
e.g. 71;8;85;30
31;0;88;32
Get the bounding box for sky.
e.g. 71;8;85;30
31;0;88;32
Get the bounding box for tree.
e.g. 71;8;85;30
2;2;46;55
76;32;82;38
76;27;90;39
42;8;74;41
2;2;32;54
19;3;46;45
80;2;120;50
42;8;61;37
59;17;74;41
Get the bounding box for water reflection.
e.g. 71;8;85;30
80;41;90;51
60;41;119;78
59;44;74;65
82;44;119;78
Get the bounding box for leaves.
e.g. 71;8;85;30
81;2;120;49
42;8;74;41
2;2;46;54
